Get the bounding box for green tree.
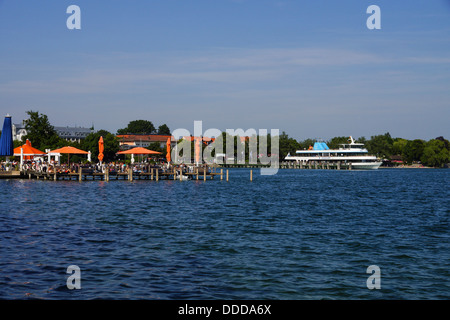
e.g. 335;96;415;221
23;110;62;150
117;120;156;135
356;136;367;144
403;139;425;164
279;131;300;159
82;130;119;163
392;138;409;156
157;124;171;135
148;142;163;153
298;138;316;150
365;133;394;159
327;136;349;149
421;139;450;167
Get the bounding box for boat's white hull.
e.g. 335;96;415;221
344;162;382;170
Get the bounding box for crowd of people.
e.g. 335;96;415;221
0;158;209;175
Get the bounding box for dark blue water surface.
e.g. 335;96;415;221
0;168;448;299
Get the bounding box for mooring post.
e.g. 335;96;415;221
226;169;229;182
128;167;133;181
250;169;253;181
79;166;82;182
156;168;159;181
203;166;206;181
220;169;223;180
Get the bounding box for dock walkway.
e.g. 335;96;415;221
2;166;226;182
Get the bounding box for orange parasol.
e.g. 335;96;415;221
49;146;89;154
166;137;171;163
98;136;104;163
14;142;45;157
117;147;161;155
48;146;89;165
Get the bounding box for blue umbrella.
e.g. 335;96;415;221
0;114;14;157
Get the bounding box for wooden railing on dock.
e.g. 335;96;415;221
1;160;354;182
219;161;352;170
17;166;228;182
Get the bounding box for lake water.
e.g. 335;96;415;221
0;168;448;299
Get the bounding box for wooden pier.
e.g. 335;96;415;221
1;160;354;182
4;166;228;182
220;161;352;170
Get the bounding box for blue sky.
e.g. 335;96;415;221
1;0;449;140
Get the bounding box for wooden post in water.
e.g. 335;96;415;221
203;166;206;181
220;169;223;180
196;167;199;180
79;166;82;182
337;162;341;170
349;163;352;171
151;168;153;180
250;169;253;181
105;167;109;182
226;169;229;182
128;167;133;181
173;167;176;180
156;169;159;181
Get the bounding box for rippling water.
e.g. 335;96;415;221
0;169;448;299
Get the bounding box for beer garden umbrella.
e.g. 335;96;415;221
14;141;46;169
48;146;89;165
0;114;13;158
98;136;104;164
166;137;171;163
117;147;161;163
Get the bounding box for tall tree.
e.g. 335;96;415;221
327;136;349;149
279;131;300;159
23;110;62;150
403;139;425;164
117;120;156;135
392;138;409;156
421;139;450;167
365;132;394;159
298;138;316;150
157;124;171;135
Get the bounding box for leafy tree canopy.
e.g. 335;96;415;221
157;124;171;135
421;139;450;167
365;132;394;159
23;110;63;150
327;136;350;149
117;120;156;135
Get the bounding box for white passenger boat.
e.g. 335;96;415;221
284;136;382;170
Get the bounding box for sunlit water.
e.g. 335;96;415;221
0;168;448;299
